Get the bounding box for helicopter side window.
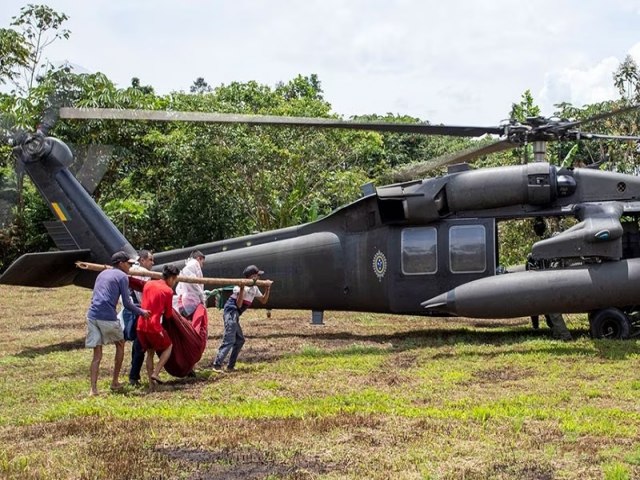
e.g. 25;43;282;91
401;227;437;275
449;225;486;273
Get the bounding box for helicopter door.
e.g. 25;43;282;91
389;218;495;314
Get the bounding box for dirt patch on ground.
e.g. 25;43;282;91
2;417;109;442
469;366;536;384
486;459;555;480
386;351;420;369
159;446;337;479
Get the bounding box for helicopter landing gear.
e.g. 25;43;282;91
589;308;631;339
530;315;556;330
623;310;640;339
311;310;325;325
544;315;554;330
531;315;540;329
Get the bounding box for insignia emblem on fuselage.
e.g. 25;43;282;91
372;250;387;281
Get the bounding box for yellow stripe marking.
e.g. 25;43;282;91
51;202;68;222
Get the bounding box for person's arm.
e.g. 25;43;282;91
128;276;146;293
235;285;245;308
194;264;206;303
255;281;273;305
195;280;205;304
120;276;149;318
164;291;174;321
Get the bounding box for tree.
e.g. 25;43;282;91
3;4;70;95
0;28;29;85
190;77;212;94
509;89;540;122
506;89;542;165
131;77;154;95
613;55;640;103
275;73;323;101
0;5;71;271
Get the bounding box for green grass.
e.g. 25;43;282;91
1;285;639;479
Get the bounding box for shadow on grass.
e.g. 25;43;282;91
236;327;616;365
20;322;80;332
15;338;85;358
253;327;586;348
591;339;640;360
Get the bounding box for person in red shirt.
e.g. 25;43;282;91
137;264;180;387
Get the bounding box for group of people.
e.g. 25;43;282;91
85;249;272;396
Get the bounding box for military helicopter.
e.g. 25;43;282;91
3;103;640;339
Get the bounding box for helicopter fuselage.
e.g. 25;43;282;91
3;135;640;327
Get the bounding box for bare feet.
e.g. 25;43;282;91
110;382;125;391
88;390;100;397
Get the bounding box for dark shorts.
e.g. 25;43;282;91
137;329;172;352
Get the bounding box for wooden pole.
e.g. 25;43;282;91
75;261;273;287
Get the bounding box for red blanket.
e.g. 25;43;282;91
163;304;208;377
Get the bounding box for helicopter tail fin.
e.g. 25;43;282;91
1;135;136;287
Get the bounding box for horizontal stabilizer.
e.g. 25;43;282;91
0;249;91;288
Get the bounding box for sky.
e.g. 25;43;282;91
3;0;640;126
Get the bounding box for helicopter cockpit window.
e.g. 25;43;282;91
401;227;437;274
449;225;486;273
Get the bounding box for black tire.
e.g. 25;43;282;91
589;308;631;339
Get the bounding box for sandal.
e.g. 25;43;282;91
151;376;164;384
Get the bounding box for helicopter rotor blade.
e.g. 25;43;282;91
59;107;505;137
569;132;640;142
390;139;514;182
564;103;640;129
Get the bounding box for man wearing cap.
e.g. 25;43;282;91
211;265;272;372
86;251;150;396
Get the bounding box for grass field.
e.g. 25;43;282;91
0;285;639;479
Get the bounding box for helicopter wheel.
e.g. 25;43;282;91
589;308;631;339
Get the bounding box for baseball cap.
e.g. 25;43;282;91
243;265;264;277
111;251;137;265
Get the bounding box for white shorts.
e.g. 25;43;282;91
86;317;124;348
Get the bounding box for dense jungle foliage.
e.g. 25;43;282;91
1;4;640;271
